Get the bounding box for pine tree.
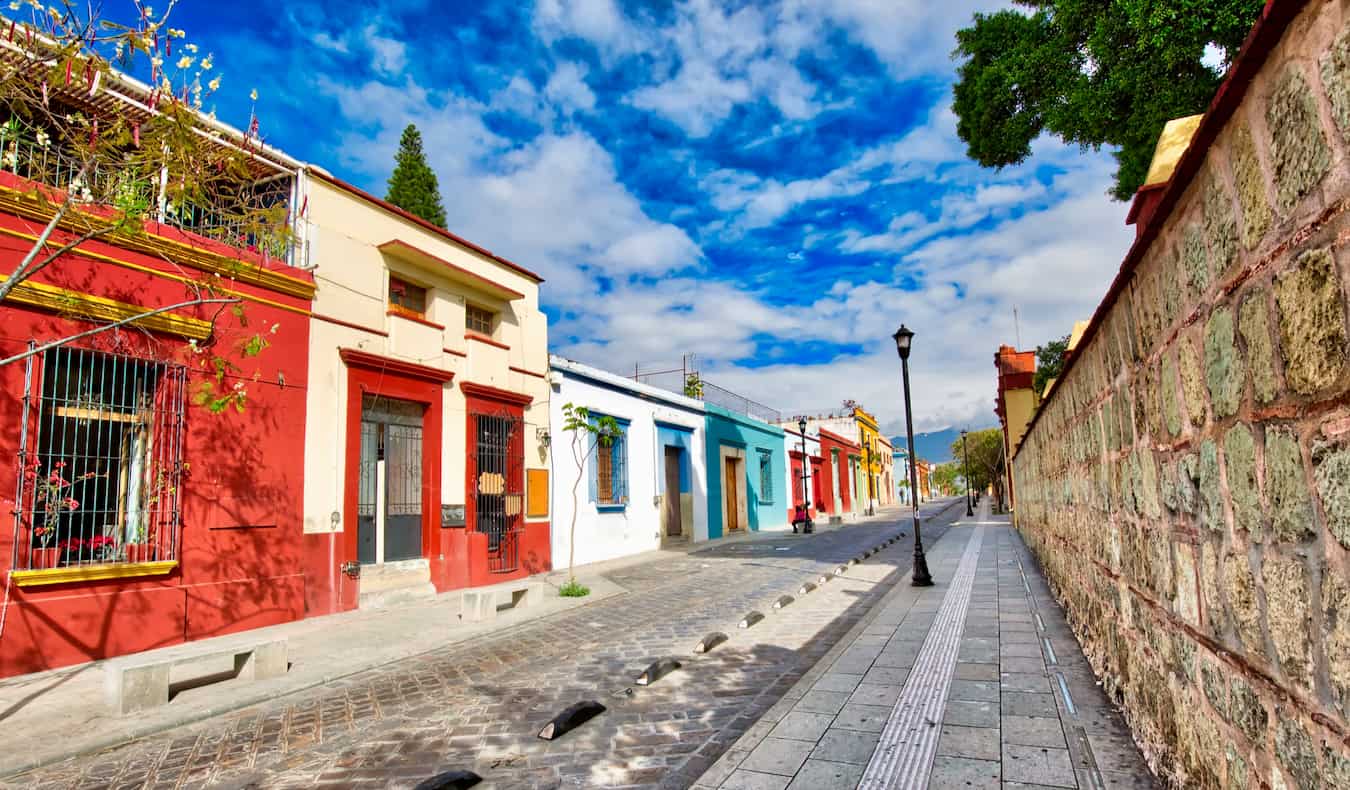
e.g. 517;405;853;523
385;124;447;227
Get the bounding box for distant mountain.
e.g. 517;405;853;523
890;428;961;464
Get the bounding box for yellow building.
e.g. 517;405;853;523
853;406;883;511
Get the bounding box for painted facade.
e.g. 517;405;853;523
299;172;550;615
994;344;1038;514
705;405;787;537
548;356;707;569
0;104;315;675
779;423;827;523
817;428;859;521
876;434;894;506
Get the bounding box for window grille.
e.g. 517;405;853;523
389;275;428;318
465;303;495;335
592;422;628;506
11;346;187;571
758;449;773;504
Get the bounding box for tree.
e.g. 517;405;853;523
952;1;1265;200
1032;335;1070;397
0;1;289;411
559;403;619;596
950;428;1005;507
385;124;446;227
931;462;962;497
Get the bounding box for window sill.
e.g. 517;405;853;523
387;308;446;331
595;503;627;513
465;332;510;351
12;561;179;587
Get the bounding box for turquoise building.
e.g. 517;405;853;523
704;404;788;538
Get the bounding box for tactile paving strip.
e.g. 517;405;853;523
858;527;986;789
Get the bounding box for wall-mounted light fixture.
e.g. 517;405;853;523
536;427;551;448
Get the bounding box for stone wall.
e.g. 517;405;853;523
1011;2;1350;788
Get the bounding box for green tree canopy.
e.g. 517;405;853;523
385;124;447;227
950;429;1005;495
931;462;963;496
951;1;1265;200
1033;335;1071;396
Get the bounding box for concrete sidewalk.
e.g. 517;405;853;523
0;502;925;778
697;503;1157;789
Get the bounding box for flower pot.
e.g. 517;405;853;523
124;543;155;564
30;546;60;570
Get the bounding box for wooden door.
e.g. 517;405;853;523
725;458;740;532
664;447;683;537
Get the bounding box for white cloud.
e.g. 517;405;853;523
533;0;643;53
545;62;598;112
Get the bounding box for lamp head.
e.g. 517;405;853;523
798;417;807;434
893;325;914;360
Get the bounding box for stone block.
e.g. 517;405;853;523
1275;715;1319;790
1314;444;1350;551
1324;744;1350;790
1173;543;1199;626
1225;552;1263;653
1224;423;1262;542
1199;542;1223;637
1178;452;1200;515
1183;222;1211;295
1238;290;1279;404
1276;248;1348;395
460;589;497;622
1138;447;1161;519
1199;440;1223;533
1266;64;1332;213
1205;306;1245;419
236;640;288;681
1228;674;1267;742
1203;175;1239;275
1323;23;1350;138
1232;124;1272;249
1263;555;1312;689
1266;428;1314;542
1180;332;1208;426
1162;353;1183;437
1200;656;1228;716
1323;568;1350;714
1227;742;1249;790
104;661;170;716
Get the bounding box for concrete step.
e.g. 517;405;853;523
358;559;437;610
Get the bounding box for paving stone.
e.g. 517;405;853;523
861;666;910;686
1003;716;1068;749
769;712;834;743
929;755;1001;790
793;690;850;716
1003;743;1077;787
739;738;812;777
1001;673;1052;694
832;703;893;733
944;699;1001;729
784;758;864;789
955;663;1002;681
1002;656;1046;674
950;679;1002;702
720;769;792;790
937;724;1002;761
847;682;903;707
809;729;880;766
811;674;862;695
1003;692;1060;718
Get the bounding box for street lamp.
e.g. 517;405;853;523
961;429;974;517
893;324;933;587
797;417;813;534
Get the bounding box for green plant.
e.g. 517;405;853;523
559;579;590;598
683;373;704;399
560;403;620;584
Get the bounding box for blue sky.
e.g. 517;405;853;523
173;0;1135;434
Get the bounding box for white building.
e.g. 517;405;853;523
549;356;708;569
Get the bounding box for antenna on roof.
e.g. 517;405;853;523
1014;306;1022;349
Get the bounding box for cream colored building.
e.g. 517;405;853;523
300;170;551;612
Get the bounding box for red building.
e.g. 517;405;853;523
817;428;860;517
0;164;313;676
784;424;827;523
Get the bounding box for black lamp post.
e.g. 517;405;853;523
893;324;933;587
798;417;813;534
961;429;974;517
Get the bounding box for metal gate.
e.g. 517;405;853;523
470;411;523;573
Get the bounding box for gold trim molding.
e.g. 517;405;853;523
12;561;179;587
0;273;213;340
0;184;315;300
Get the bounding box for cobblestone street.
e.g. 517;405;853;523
4;501;962;790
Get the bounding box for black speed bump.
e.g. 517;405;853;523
695;631;728;653
538;700;606;740
413;770;483;789
738;611;764;629
773;595;794;609
636;658;682;686
798;582;816;595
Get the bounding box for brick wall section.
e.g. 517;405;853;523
1011;3;1350;788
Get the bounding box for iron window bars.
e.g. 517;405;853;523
593;421;628;506
11;346;187;571
758;449;773;504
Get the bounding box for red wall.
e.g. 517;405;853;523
0;212;312;678
818;430;859;514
